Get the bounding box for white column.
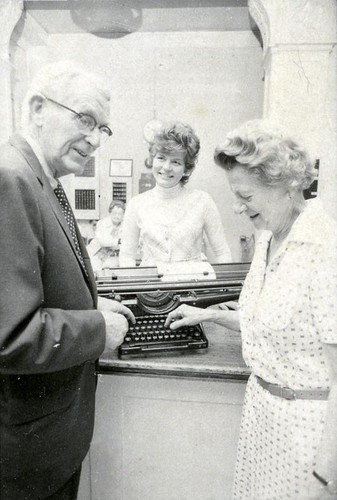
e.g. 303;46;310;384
0;0;23;144
249;0;337;218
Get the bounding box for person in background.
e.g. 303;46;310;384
87;200;125;272
96;199;125;247
77;219;97;246
119;121;232;267
0;60;134;500
165;120;337;500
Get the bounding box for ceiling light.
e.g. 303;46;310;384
70;0;142;38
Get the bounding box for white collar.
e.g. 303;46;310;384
22;133;58;190
258;198;336;255
287;198;336;246
153;183;185;199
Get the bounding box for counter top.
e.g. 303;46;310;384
98;321;250;381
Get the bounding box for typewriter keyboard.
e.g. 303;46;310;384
119;314;208;356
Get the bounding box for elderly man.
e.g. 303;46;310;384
0;61;134;500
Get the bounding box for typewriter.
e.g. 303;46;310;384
96;262;249;357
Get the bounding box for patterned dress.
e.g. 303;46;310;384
233;198;337;500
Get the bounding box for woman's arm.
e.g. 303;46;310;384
311;228;337;495
312;344;337;499
118;200;140;267
95;218;116;247
203;193;232;263
165;304;240;332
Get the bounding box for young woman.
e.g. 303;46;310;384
119;121;231;267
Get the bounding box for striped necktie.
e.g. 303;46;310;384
54;180;87;275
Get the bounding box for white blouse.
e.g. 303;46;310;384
119;184;232;266
95;216;122;248
239;197;337;390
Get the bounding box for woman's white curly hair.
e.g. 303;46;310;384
214;119;316;191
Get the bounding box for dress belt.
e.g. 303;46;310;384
255;376;329;401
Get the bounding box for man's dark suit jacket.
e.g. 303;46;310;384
0;135;106;499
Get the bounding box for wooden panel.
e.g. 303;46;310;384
88;374;246;500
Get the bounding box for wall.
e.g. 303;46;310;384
14;29;264;261
251;0;337;219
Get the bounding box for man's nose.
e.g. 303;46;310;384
85;127;101;148
233;202;247;215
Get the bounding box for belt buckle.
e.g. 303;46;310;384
280;386;296;400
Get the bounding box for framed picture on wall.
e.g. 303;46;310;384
109;159;133;177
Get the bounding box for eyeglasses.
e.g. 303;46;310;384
42;95;113;141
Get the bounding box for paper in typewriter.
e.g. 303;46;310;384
157;261;216;282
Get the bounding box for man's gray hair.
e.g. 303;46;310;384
21;60;111;129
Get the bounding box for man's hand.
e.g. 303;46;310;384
97;296;135;324
100;310;129;353
97;296;136;353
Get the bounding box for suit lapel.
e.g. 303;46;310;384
10;135;97;303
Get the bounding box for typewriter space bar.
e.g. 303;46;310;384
142;344;190;351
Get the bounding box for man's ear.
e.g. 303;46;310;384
29;95;45;126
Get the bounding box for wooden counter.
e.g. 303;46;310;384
79;324;250;500
98;322;250;381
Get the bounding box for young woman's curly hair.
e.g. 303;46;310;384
145;122;200;184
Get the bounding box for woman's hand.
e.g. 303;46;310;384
164;304;211;330
165;303;241;332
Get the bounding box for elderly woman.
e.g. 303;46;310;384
119;121;231;267
165;120;337;500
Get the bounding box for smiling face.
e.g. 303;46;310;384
110;206;124;226
226;165;291;235
33;81;111;178
152;150;187;188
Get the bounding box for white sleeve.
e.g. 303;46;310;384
119;199;140;267
203;194;232;263
95;218;115;247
